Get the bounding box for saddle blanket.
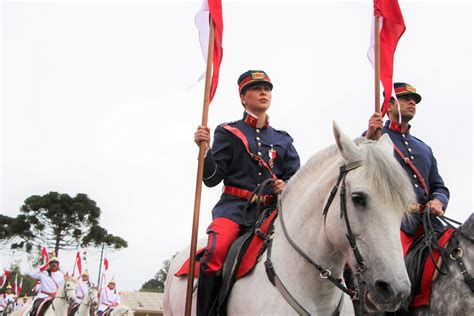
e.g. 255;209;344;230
401;227;455;308
176;210;278;279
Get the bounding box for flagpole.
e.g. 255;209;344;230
184;17;215;316
374;14;382;140
97;243;105;286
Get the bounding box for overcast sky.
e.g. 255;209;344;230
1;0;472;291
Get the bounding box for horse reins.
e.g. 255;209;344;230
262;160;364;315
427;212;474;292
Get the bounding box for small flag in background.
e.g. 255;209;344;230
41;247;49;265
368;0;406;115
195;0;224;103
17;277;23;297
75;251;82;275
1;270;9;288
13;274;18;294
104;258;109;271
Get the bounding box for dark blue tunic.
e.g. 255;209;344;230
203;112;300;225
382;120;450;234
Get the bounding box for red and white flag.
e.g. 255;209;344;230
368;0;406;115
0;270;9;287
100;257;109;290
13;274;18;294
41;247;49;265
17;277;23;297
103;258;109;271
75;251;82;275
195;0;224;103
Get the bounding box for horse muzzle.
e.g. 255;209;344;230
360;279;411;314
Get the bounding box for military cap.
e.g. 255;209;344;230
393;82;422;104
238;70;273;95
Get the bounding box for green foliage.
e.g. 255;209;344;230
0;215;32;241
140;254;176;293
4;191;127;255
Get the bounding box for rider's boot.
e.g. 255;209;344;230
197;265;222;316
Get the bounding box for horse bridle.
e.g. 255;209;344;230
322;160;367;282
262;161;364;315
425;212;474;292
51;280;76;310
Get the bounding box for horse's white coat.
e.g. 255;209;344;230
164;123;416;315
75;286;98;316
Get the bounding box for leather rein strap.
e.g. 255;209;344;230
264;160;363;315
437;215;474;292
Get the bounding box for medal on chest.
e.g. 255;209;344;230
268;145;277;168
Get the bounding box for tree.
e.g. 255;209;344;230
140;254;176;293
5;191;127;256
0;214;32;246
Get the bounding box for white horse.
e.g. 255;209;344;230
164;122;417;315
75;286;98;316
1;300;16;316
108;305;134;316
11;276;77;316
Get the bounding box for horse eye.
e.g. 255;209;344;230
351;192;367;207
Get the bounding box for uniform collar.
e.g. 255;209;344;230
385;120;411;134
243;111;269;128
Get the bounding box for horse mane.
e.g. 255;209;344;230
282;137;416;218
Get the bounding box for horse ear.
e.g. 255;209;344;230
377;133;394;155
333;121;360;162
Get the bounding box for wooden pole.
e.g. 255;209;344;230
184;18;215;316
374;15;382;140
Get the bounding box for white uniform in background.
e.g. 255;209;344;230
75;280;90;304
98;286;120;313
30;269;64;301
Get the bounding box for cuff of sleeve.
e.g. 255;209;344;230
203;151;217;180
431;192;449;209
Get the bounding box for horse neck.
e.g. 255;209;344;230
51;283;69;312
269;154;347;311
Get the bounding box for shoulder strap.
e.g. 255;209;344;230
393;145;430;196
222;125;277;180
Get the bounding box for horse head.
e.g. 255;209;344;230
323;122;416;313
63;275;78;304
88;287;99;308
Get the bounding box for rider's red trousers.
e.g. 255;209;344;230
201;217;241;275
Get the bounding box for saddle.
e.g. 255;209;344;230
175;207;278;313
30;298;53;316
403;227;455;309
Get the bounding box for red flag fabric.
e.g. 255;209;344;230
103;258;109;271
14;274;18;294
76;251;82;275
41;247;49;265
1;270;9;287
369;0;406;115
208;0;223;102
17;277;23;297
195;0;223;103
